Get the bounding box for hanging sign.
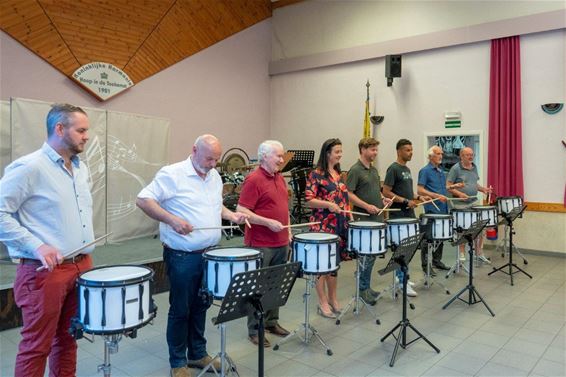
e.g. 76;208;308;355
72;62;134;101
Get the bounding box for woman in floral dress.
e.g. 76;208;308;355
305;138;351;318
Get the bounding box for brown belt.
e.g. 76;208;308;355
20;254;87;266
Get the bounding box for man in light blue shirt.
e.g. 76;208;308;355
0;103;94;377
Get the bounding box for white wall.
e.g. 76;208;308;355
0;19;272;164
271;30;565;254
272;0;565;60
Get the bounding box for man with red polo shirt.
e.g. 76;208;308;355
236;140;291;347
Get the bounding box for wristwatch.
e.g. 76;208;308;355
403;198;409;205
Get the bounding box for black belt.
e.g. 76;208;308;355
163;244;206;254
20;254;87;266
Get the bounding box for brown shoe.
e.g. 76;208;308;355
265;324;290;337
248;334;271;347
187;355;221;372
171;366;191;377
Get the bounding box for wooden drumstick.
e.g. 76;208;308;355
245;219;252;228
192;225;240;231
416;197;440;207
447;196;478;201
282;221;320;228
340;209;370;217
378;195;396;216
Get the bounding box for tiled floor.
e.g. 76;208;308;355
1;245;565;377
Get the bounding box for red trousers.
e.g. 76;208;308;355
13;255;93;377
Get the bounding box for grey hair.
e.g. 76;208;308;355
428;145;442;157
194;134;219;148
46;103;87;137
258;140;284;163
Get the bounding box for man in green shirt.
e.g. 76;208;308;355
346;137;392;305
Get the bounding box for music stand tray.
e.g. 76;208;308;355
488;205;532;285
443;219;495;317
211;262;300;377
378;233;440;367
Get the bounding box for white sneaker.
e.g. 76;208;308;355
406;284;418;297
477;255;491;264
408;280;416;287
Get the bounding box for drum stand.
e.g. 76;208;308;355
98;334;122;377
420;240;450;295
445;235;470;279
496;223;528;265
273;274;333;356
335;252;381;326
198;323;237;377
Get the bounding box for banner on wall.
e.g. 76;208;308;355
72;62;134;101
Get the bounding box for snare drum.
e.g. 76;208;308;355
348;221;387;255
293;232;339;274
452;208;479;231
203;247;262;299
420;214;453;241
77;265;156;334
386;218;420;247
472;205;498;228
496;196;523;215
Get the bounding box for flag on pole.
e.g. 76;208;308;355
363;80;371;138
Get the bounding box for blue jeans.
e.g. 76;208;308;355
358;255;376;291
164;247;208;368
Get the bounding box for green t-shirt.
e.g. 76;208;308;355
384;161;415;217
346;160;384;222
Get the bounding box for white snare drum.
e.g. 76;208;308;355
203;247;262;299
472;205;498;228
77;265;156;334
452;208;479;231
386;218;419;247
420;214;453;241
497;196;523;215
293;232;339;274
348;221;387;255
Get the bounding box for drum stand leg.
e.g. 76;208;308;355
198;323;238;377
496;224;528;265
445;241;470;279
273;276;333;356
335;254;381;326
420;241;450;295
98;334;122;377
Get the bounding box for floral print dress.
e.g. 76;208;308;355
305;168;351;259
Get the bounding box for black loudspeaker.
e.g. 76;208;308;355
385;55;402;78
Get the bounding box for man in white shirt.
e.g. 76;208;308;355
137;134;247;377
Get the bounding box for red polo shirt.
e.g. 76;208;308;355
238;166;289;247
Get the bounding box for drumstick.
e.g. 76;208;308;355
378;195;396;216
487;186;492;204
36;233;112;272
446;196;478;201
192;225;241;231
380;208;401;212
416;198;440;207
282;221;320;228
340;209;370;217
245;219;252;228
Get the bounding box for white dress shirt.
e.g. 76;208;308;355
137;156;223;252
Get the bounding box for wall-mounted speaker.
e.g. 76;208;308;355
385;55;402;78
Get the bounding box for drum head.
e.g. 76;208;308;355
293;232;339;243
386;218;419;224
79;265;153;287
451;208;479;213
349;221;386;229
472;205;496;210
420;214;451;219
204;247;261;261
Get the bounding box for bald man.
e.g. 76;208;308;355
447;147;492;262
137;134;248;377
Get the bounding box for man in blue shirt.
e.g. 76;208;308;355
417;146;451;274
0;103;95;377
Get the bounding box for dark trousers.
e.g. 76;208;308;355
164;247;208;368
421;242;444;267
247;245;288;336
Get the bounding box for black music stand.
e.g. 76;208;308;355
488;205;532;286
209;263;300;377
379;234;440;367
282;150;314;172
443;220;495;316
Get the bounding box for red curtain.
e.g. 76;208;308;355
488;36;524;198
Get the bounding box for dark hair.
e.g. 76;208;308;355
396;138;412;150
358;137;380;153
316;138;342;176
46;103;87;137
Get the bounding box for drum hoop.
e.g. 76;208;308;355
386;218;419;225
451;208;480;213
420;214;451;219
82;311;157;335
78;265;154;287
203;246;262;262
293;232;339;243
496;196;522;201
349;221;386;229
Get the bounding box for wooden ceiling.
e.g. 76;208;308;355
0;0;277;86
